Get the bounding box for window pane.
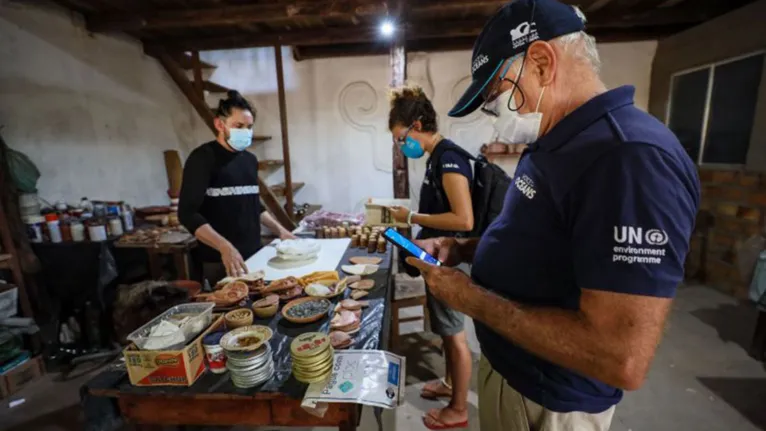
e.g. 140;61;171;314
668;68;710;163
703;54;765;164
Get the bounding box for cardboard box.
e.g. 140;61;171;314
365;198;411;228
0;355;45;399
124;314;223;387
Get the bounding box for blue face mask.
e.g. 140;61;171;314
228;128;253;151
401;136;425;159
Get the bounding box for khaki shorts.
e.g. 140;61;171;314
478;355;616;431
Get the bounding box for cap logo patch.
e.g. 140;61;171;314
511;21;539;49
472;54;489;74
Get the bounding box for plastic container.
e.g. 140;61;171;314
45;214;62;243
121;204;134;232
60;221;72;242
87;219;107;242
71;221;85;242
108;217;123;236
18;193;40;218
127;302;215;351
23;215;44;243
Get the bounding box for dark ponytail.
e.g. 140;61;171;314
388;85;437;133
216;90;256;119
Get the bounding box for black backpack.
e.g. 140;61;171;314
429;141;511;236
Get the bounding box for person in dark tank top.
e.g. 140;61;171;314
387;86;473;430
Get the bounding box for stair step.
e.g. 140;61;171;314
258;160;284;170
0;253;12;269
270;182;305;198
203;81;229;93
176;54;216;70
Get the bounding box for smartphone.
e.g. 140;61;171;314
382;227;441;266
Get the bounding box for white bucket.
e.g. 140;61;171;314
18;193;40;217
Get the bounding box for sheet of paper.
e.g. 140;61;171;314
301;350;406;410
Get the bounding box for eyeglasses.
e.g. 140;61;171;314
393;121;418;146
479;54;527;117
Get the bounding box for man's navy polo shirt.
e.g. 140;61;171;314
471;86;700;413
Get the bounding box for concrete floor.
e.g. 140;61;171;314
1;285;764;431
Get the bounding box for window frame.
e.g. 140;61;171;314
665;50;766;169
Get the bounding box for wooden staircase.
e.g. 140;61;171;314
151;48;299;229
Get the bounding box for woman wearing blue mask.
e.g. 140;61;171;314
388;86;473;430
179;90;295;284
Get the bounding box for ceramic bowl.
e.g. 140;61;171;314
224;308;253;329
253;302;278;319
220;325;273;352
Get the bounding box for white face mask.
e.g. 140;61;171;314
487;86;546;144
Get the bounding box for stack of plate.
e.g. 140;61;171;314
290;332;335;384
220;325;275;389
226;344;275;388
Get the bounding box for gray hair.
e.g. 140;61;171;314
553;6;602;73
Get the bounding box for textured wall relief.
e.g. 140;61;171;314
446;75;493;155
338;80;391;173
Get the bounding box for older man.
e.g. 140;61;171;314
406;0;700;430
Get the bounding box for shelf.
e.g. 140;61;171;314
0;253;11;269
270;182;305;198
203;81;229;93
258;160;284;170
253;135;272;143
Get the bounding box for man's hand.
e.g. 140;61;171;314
220;243;248;277
279;230;297;240
415;237;463;267
387;206;411;223
405;257;474;313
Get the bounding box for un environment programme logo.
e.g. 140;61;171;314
612;226;669;265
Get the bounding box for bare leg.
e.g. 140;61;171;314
424;331;471;428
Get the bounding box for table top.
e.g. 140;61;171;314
85;242;393;400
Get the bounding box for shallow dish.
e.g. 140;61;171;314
282;297;332;324
220;325;273;352
341;264;379;276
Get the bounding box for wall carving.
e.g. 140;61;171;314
338;80;391;173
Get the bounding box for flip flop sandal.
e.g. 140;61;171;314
422;410;468;430
420;378;453;400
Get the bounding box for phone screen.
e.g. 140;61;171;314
383;228;441;266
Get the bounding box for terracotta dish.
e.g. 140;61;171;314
282;297;332;324
278;285;304;301
197;281;249;307
349;256;382;265
349;279;375;291
350;290;369;300
220;325;273;352
225;308;254;329
263;276;301;294
216;270;266;293
330;331;353;349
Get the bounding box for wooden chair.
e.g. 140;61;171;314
390;273;429;352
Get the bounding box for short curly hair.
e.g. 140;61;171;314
388;85;437;133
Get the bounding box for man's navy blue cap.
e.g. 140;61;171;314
448;0;586;118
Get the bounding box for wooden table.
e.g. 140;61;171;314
83;242;393;430
115;233;197;280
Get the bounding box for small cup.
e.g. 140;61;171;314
203;331;227;374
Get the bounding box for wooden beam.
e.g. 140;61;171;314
146;19;486;52
191;51;204;100
390;33;409;200
151;48;295;230
86;1;387;32
274;46;295;223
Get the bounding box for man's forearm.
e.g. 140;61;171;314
412;212;472;232
455;238;480;263
194;224;232;253
460;283;641;389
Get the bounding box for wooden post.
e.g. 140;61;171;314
274;45;295;221
390;38;409;199
191;51;204;100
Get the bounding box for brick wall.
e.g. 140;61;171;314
689;169;766;298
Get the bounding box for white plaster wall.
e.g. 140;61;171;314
0;3;209;207
201;41;656;213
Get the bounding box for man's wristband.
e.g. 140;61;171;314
407;211;415;225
